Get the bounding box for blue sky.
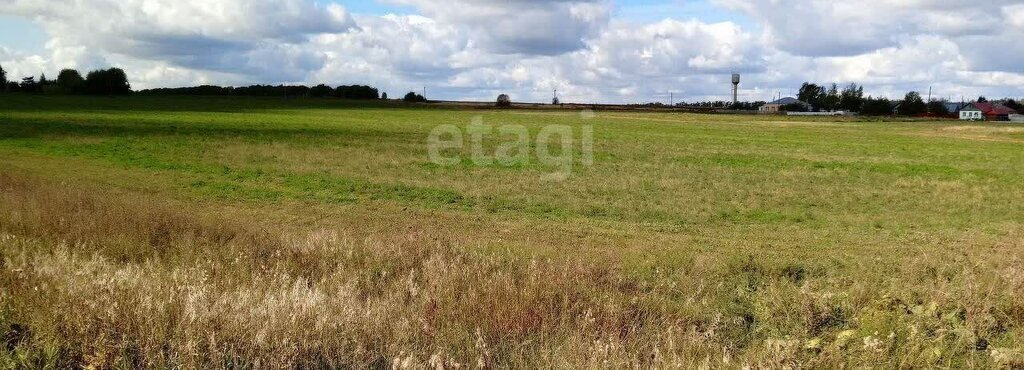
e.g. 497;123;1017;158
1;0;1023;102
0;15;47;54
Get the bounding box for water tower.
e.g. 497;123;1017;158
731;73;740;105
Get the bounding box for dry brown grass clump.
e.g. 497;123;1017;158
1;172;1022;368
0;173;725;368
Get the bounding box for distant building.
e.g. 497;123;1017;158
943;102;968;114
960;105;984;121
960;102;1017;121
759;97;810;113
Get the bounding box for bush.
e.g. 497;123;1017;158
927;101;949;115
860;97;893;116
897;92;926;116
56;69;85;94
496;94;512;108
334;85;379;100
403;92;427;103
84;68;131;95
783;103;808;112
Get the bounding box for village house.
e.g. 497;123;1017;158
759;97;810;113
959;102;1017;121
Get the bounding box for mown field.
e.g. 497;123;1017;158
1;95;1023;368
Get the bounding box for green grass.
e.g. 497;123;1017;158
1;95;1023;367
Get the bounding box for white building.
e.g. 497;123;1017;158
959;105;984;121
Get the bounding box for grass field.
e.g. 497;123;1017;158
1;95;1023;368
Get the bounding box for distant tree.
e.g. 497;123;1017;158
977;96;987;103
552;96;560;105
496;94;512;108
897;92;926;116
0;64;6;91
798;82;825;110
927;100;949;115
782;102;808;112
20;76;40;93
819;83;840;111
1002;99;1022;113
381;92;388;100
56;69;85;93
840;83;864;112
861;96;893;116
334;85;378;99
84;68;131;95
308;84;332;97
403;91;426;103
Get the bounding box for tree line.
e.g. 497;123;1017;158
0;65;130;95
138;84;383;99
795;82;1024;116
797;82;924;116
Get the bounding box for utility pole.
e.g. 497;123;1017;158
927;86;932;113
423;86;426;100
670;92;674;106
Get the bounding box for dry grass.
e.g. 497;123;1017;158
2;173;1023;369
2;97;1024;368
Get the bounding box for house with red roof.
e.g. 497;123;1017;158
959;102;1017;121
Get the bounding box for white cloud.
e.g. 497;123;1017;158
385;0;611;55
0;0;354;84
1;0;1023;101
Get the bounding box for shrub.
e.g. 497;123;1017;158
861;97;893;116
84;68;131;95
403;92;427;103
496;94;512;108
56;69;85;94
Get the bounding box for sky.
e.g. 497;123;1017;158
1;0;1023;103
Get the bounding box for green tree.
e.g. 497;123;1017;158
977;96;987;103
84;68;131;95
308;84;332;97
798;83;825;110
898;91;926;116
820;83;840;111
840;83;864;111
496;94;512;108
783;102;808;112
403;91;426;103
927;100;949;115
381;92;388;100
861;97;893;116
0;64;6;91
20;76;40;93
1002;99;1022;113
57;69;85;93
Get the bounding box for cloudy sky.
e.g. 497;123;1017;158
1;0;1023;103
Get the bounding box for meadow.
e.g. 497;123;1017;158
1;95;1023;368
